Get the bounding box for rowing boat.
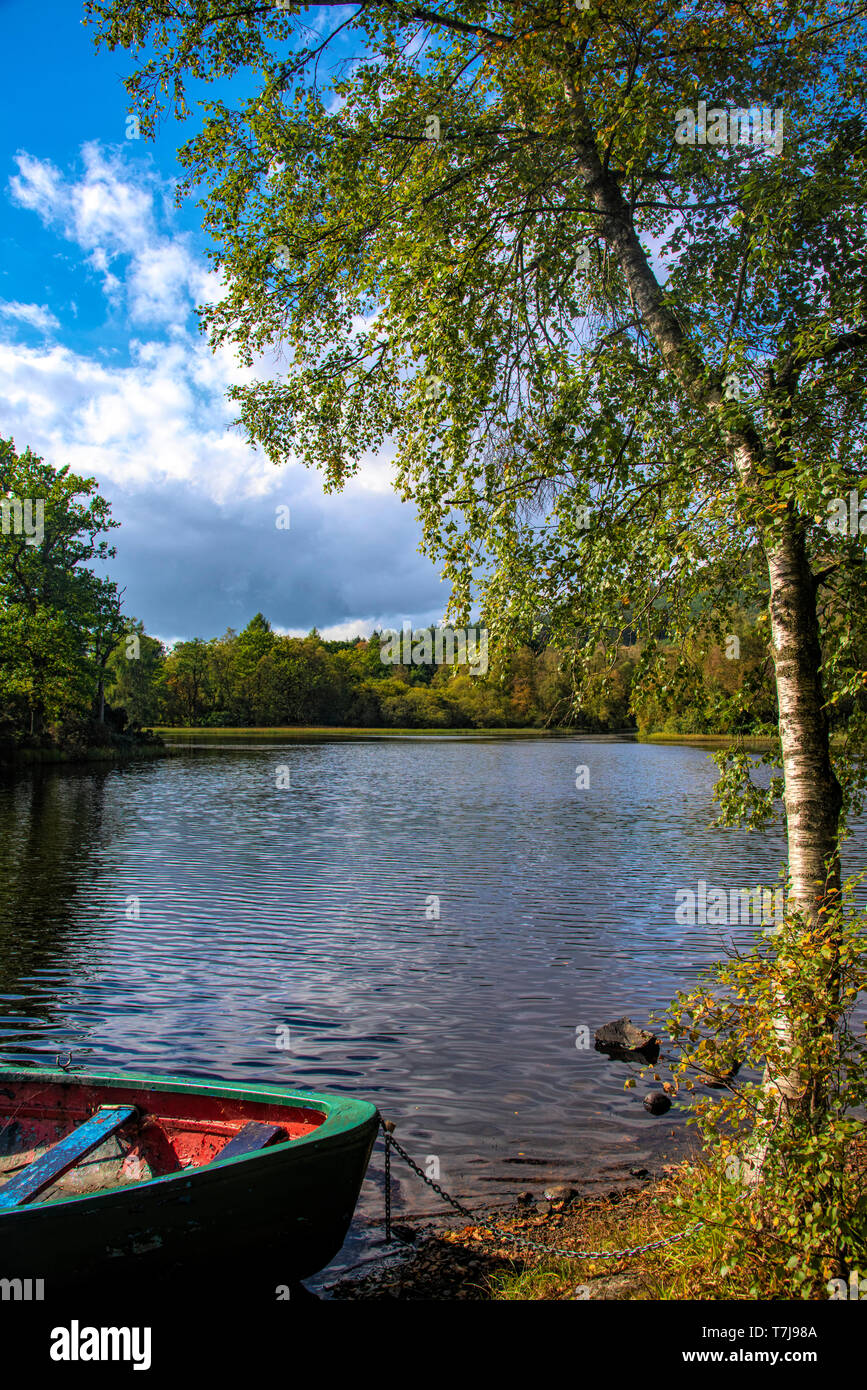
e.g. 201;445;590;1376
0;1065;379;1293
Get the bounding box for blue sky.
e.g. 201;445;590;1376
0;0;448;644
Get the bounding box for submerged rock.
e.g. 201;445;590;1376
643;1092;671;1115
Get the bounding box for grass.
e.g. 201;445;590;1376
487;1151;867;1300
483;1168;712;1300
469;1162;810;1300
639;733;777;749
469;1167;712;1300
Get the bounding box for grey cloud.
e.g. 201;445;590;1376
96;478;449;641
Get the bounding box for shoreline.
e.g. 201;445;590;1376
325;1165;691;1301
0;742;174;768
154;725;593;739
156;726;774;744
0;729;784;765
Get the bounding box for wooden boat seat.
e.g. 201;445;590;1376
212;1121;285;1163
0;1104;138;1210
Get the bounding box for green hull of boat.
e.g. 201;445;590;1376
0;1066;379;1294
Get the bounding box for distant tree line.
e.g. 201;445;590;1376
104;613;576;730
103;608;791;735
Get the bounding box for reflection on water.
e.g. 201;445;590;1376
0;737;852;1282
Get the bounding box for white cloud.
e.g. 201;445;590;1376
0;332;280;502
0;300;60;333
279;618;378;640
277;612;446;642
9;144;203;328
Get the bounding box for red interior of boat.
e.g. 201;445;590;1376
0;1079;326;1193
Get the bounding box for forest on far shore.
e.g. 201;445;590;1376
104;608;781;737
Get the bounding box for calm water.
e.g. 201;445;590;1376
0;736;838;1283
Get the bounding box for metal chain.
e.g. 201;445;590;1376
383;1126;476;1220
379;1116;703;1263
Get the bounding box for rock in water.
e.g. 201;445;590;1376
643;1092;671;1115
594;1016;660;1062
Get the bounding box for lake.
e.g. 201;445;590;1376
0;735;829;1284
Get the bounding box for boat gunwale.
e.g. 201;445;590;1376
0;1066;379;1216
